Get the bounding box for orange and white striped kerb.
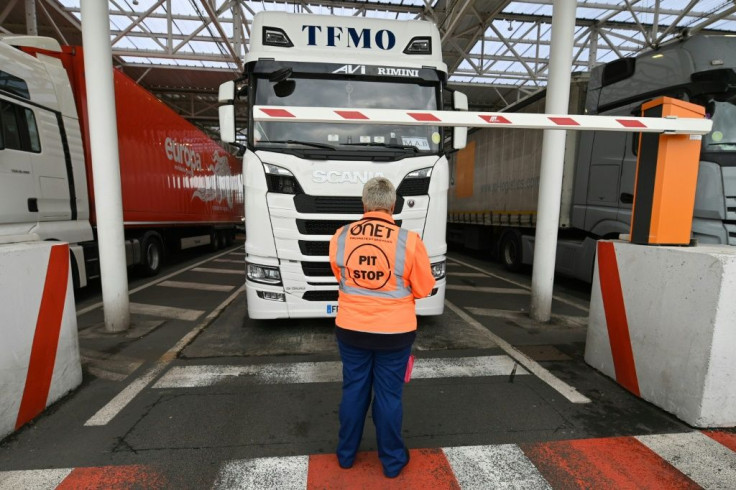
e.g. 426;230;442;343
253;106;713;135
585;240;736;427
0;241;82;440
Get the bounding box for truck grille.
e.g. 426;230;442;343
302;290;339;301
301;261;334;277
296;219;402;235
397;177;430;196
294;194;404;214
299;241;329;256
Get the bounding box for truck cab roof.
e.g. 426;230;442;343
245;11;447;73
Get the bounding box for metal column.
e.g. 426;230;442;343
25;0;37;35
530;0;577;322
80;0;130;332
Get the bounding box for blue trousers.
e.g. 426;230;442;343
336;338;412;476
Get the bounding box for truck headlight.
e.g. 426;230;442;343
264;163;302;194
247;263;282;285
431;260;446;280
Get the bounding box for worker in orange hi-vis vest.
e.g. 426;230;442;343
328;176;435;478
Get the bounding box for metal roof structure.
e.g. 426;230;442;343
2;0;736;139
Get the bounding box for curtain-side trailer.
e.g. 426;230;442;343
0;36;244;287
448;35;736;282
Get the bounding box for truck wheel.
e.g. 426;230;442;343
141;233;164;276
210;230;221;251
224;230;234;247
499;231;523;272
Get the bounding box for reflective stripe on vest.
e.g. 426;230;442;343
336;221;412;300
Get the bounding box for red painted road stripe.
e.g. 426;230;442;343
521;437;700;489
479;114;511;124
307;449;460;489
260;108;295;118
57;465;169;489
335;110;368;120
597;241;641;396
15;244;69;430
617;119;647;128
549;116;580;126
703;430;736;452
408;112;441;122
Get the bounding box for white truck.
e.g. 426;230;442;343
218;12;467;319
448;35;736;282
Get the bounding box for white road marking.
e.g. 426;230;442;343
192;267;244;275
214;259;244;264
445;300;591;404
157;280;235;292
446;284;528;295
130;303;205;322
153;355;528;389
443;445;552;489
0;469;72;490
636;432;736;489
213;456;308;490
76;246;240;315
446;256;589;312
448;272;489;277
85;286;245;426
467;307;588;329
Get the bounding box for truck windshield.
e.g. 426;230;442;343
703;101;736;152
252;76;441;155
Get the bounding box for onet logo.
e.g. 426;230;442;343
312;170;384;184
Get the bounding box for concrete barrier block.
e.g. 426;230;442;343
0;241;82;440
585;240;736;427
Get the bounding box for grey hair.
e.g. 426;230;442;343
362;177;396;211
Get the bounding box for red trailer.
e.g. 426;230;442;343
11;41;243;283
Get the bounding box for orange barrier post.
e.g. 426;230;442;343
630;97;705;245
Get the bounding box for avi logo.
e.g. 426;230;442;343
333;64;366;75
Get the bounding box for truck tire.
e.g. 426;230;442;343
210;230;221;251
224;230;234;247
140;232;164;276
499;230;523;272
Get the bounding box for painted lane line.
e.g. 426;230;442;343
213;259;244;264
521;436;701;488
157;280;235;292
446;284;528;295
446;256;590;312
153;355;528;389
443;445;552;489
445;300;591;404
192;267;244;275
213;456;308;490
130;303;205;322
76;246;241;315
466;307;587;329
84;286;245;426
0;468;72;490
448;272;489;277
636;432;736;489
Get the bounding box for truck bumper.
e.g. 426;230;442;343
246;280;446;320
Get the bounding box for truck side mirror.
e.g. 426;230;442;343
453;91;468;150
218;81;236;143
219;105;236;143
218;81;235;103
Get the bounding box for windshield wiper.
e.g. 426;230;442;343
343;142;420;153
262;140;336;150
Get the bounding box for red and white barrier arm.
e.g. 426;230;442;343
253;106;713;135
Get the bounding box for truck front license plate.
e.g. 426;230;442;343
326;305;338;314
